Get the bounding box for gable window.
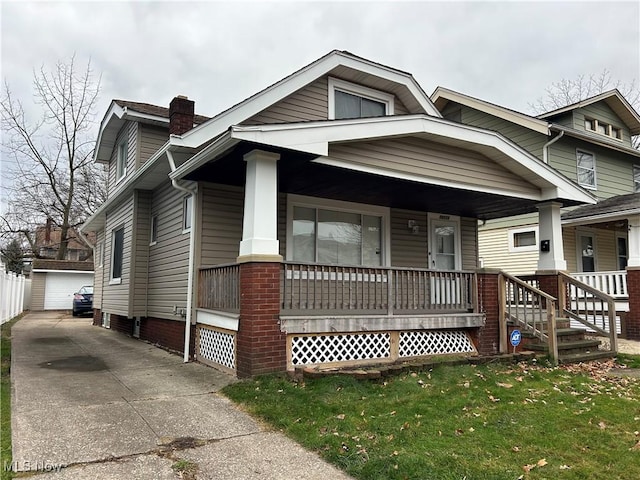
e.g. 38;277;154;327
508;227;538;252
111;227;124;283
328;77;394;120
288;196;388;267
150;215;158;245
584;118;623;140
182;195;193;233
116;140;127;181
634;165;640;193
576;150;596;189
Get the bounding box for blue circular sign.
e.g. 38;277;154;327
510;330;521;347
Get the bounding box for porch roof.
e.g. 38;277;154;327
562;192;640;225
174;115;595;220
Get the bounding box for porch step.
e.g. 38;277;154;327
522;328;588;343
558;351;615;365
527;339;601;356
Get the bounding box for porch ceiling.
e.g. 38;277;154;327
185;142;547;220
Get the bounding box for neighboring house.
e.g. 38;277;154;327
431;88;640;291
35;219;95;261
82;50;600;376
30;259;94;311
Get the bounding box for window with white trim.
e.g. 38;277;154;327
576;150;596;189
288;196;388;266
116;141;127;181
634;164;640;193
508;227;538;253
150;215;158;245
182;195;193;233
328;77;394;120
111;227;124;283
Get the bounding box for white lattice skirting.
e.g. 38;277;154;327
290;330;476;367
399;330;476;357
291;332;390;366
197;326;236;370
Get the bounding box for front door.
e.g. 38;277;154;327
577;233;596;272
429;216;461;270
428;215;462;306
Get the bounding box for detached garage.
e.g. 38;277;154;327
31;260;94;311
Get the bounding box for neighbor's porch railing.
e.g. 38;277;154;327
570;271;628;300
281;263;477;315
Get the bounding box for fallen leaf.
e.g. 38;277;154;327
630;441;640;451
455;429;464;436
391;450;399;456
598;421;607;430
400;422;410;431
560;465;572;470
512;446;520;452
497;382;513;389
537;458;548;467
336;414;346;420
523;464;536;472
488;395;500;403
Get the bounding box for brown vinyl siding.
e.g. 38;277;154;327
328;137;540;197
242;75;411;125
131;190;151;316
199;183;244;266
30;273;45;311
103;195;135;317
390;209;428;268
146;181;191;319
107;122;137;196
460;105;547;160
138;124;169;166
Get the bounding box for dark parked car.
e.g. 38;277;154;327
72;285;93;316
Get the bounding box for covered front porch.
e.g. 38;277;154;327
174;116;596;376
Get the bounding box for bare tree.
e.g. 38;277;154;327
1;55;106;259
529;69;640;148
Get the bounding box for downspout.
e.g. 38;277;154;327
167;150;197;363
542;129;564;164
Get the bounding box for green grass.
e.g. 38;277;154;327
1;315;22;480
223;358;640;480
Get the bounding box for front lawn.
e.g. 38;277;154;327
223;358;640;480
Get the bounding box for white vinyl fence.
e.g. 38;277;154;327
1;262;28;325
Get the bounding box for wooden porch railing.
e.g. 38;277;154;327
570;271;628;300
559;272;618;353
281;263;476;315
500;272;558;364
199;263;240;313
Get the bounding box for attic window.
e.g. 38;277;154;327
328;77;394;120
584;118;622;141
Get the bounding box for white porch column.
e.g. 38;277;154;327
628;214;640;267
238;149;282;262
537;201;567;271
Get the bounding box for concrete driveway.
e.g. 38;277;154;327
10;312;352;479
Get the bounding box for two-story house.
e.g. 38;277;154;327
432;88;640;298
82;51;600;376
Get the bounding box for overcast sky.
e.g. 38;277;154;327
1;0;639;197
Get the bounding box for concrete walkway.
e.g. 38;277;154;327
10;312;352;479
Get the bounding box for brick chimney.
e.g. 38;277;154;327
169;95;195;135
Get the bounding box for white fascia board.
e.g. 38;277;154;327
431;87;549;135
313;156;541;201
231;116;596;205
81;141;171;233
169;51;440;150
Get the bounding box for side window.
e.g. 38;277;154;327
116;141;127;181
634;165;640;193
182;195;193;233
111;227;124;283
576;150;596;189
508;227;538;253
150;215;158;245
